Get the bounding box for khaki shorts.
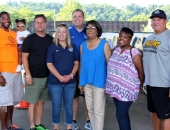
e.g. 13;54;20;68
24;77;50;104
0;72;24;106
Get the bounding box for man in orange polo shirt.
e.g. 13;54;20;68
0;11;24;130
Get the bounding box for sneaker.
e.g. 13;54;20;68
30;128;37;130
85;122;93;130
35;124;48;130
72;122;78;130
6;124;23;130
16;65;23;72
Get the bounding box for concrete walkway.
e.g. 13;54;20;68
1;92;152;130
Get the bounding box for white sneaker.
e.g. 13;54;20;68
85;122;93;130
16;65;23;72
72;122;78;130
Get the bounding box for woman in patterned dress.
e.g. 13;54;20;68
105;27;144;130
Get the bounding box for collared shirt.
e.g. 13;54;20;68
46;43;79;84
69;25;87;56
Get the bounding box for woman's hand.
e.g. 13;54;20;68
58;75;67;83
78;86;84;94
64;74;72;82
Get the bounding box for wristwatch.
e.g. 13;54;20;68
70;73;74;79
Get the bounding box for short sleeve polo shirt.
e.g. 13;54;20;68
46;43;79;84
69;25;87;55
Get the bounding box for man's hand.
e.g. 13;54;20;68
0;75;7;87
19;37;25;41
26;75;33;86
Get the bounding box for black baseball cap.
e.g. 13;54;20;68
150;9;167;19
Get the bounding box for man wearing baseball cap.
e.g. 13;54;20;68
143;9;170;130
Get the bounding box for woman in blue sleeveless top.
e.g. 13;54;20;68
79;20;111;130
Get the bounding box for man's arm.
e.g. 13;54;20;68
22;52;33;86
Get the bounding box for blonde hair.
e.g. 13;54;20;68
53;24;72;48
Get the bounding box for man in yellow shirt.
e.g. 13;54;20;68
0;11;24;130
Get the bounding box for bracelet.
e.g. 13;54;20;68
70;73;74;79
25;74;31;78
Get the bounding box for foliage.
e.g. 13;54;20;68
0;0;170;31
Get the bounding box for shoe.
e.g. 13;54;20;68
85;122;93;130
35;124;48;130
72;122;78;130
16;65;23;72
6;124;23;130
30;128;37;130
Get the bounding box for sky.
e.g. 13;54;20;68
0;0;170;8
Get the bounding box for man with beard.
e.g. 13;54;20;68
0;11;24;130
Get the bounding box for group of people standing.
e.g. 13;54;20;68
0;8;170;130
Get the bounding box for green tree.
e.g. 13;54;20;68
56;0;82;21
128;14;149;21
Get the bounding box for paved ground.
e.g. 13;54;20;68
1;92;152;130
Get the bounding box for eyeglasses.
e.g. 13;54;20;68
17;24;25;28
86;26;96;30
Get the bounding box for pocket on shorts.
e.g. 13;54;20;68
0;84;12;105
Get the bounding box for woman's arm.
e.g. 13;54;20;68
104;42;111;63
133;54;144;88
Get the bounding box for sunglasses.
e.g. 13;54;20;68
57;23;67;27
86;26;96;30
17;24;25;28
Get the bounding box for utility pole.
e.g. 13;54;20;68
157;0;159;9
54;9;56;31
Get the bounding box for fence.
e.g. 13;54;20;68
28;21;148;34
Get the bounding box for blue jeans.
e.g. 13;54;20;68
113;97;133;130
48;83;76;126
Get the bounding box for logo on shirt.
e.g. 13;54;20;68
8;36;16;43
71;36;74;38
68;48;73;52
56;50;59;52
144;40;161;49
84;34;88;39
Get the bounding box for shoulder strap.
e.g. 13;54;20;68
130;46;134;58
111;45;119;54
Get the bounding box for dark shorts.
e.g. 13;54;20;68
147;85;170;119
74;82;80;98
